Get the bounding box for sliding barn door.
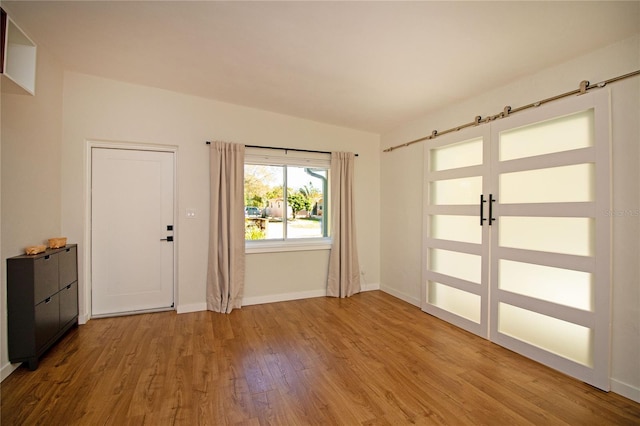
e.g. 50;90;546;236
422;127;491;338
489;92;611;390
423;90;611;390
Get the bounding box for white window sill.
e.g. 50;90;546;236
245;238;332;254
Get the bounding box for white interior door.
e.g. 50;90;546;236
489;92;611;390
91;148;175;316
422;126;491;338
423;90;611;390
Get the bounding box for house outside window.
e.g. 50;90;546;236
244;148;331;253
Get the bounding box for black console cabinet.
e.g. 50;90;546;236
7;244;78;370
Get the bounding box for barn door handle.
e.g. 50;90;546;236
480;194;487;226
160;236;174;242
489;194;496;225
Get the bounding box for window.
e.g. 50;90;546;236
244;148;331;253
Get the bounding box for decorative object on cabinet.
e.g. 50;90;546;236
7;244;78;370
24;245;46;255
48;237;67;249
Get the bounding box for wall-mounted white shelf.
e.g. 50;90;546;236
1;8;37;95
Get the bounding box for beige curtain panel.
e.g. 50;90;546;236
207;141;245;313
327;151;361;298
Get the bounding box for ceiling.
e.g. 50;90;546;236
3;1;639;134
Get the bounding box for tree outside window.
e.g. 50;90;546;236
244;164;328;241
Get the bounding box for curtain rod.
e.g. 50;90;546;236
384;69;640;153
206;142;358;156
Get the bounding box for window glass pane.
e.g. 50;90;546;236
244;164;283;240
429;249;481;284
428;281;481;323
500;109;594;161
499;260;593;311
286;166;327;239
499;216;593;256
244;164;328;241
500;163;594;204
430;176;482;205
498;303;593;367
430;137;483;171
430;215;481;244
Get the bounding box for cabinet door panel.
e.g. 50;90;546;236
59;282;78;327
35;293;59;350
58;247;78;289
34;255;59;303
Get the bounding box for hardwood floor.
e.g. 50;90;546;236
2;290;639;425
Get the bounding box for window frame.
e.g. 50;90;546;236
244;147;332;254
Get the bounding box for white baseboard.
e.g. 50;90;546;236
1;362;18;382
177;302;207;314
242;283;381;306
361;282;380;291
611;377;640;403
179;285;381;313
243;289;327;306
380;284;420;307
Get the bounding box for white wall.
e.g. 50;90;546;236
60;72;380;317
380;36;640;401
1;47;65;380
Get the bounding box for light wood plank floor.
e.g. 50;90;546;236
2;291;639;425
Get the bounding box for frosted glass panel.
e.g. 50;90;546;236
500;164;594;204
498;303;592;366
430;176;482;205
499;260;593;310
428;281;481;323
500;217;593;256
500;109;594;161
430;249;481;284
430;215;481;244
431;137;483;171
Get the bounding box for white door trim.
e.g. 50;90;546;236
84;140;178;321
